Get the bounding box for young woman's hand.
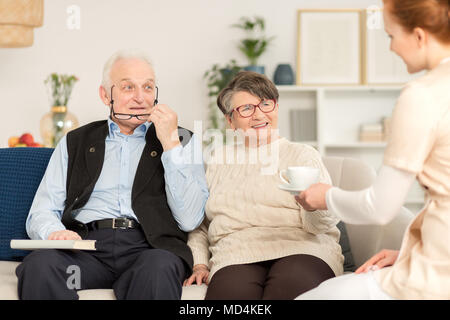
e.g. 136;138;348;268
183;264;210;286
355;249;399;274
295;183;332;211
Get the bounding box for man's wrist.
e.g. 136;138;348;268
161;139;181;151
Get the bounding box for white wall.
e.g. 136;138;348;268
0;0;383;146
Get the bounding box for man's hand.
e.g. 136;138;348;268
355;249;399;273
148;104;181;151
295;183;332;211
48;230;82;240
183;264;210;286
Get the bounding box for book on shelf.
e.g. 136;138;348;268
383;117;392;140
360;123;383;133
359;132;385;142
10;239;97;251
359;122;386;142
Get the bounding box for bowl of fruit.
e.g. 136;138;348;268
8;133;43;148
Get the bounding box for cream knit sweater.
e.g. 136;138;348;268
188;137;344;280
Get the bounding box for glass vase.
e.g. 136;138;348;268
40;106;79;147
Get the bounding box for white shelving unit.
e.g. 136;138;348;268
324;142;387;149
277;85;425;213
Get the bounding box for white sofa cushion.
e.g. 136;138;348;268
0;261;206;300
0;261;19;300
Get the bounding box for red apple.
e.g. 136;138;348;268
29;142;42;147
8;136;20;147
19;133;34;146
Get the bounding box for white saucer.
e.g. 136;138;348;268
278;184;304;194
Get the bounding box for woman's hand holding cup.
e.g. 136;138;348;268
295;183;332;211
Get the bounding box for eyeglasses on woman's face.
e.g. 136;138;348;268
231;99;277;118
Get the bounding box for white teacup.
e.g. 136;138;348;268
279;166;319;190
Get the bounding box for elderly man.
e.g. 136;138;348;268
15;50;208;300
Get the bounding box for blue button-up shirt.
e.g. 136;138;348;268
26;119;208;240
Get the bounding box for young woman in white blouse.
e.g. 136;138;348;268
296;0;450;300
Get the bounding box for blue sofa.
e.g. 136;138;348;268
0;147;207;299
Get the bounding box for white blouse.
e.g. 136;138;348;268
326;165;416;225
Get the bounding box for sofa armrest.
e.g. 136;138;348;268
345;206;415;267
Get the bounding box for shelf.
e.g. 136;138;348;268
277;85;404;92
295;140;318;147
405;197;425;205
324;142;387;149
322;85;404;92
278;84;402;177
277;85;317;92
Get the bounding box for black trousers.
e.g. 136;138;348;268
15;226;187;300
205;254;335;300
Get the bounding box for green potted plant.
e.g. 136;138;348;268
232;16;274;74
204;59;242;131
40;73;80;147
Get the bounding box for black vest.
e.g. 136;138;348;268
61;120;194;271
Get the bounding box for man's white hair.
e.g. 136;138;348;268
101;49;155;90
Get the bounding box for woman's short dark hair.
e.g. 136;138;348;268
216;71;279;115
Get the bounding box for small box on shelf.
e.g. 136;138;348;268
383;117;392;141
359;122;386;143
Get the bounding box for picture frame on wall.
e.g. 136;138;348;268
365;7;413;84
296;9;363;86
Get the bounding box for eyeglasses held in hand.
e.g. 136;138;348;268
109;85;159;120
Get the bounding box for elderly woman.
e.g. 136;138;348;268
183;71;344;299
